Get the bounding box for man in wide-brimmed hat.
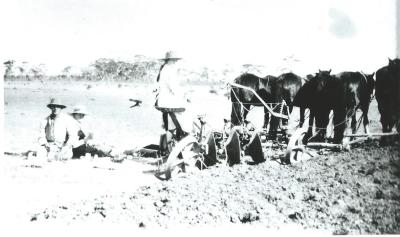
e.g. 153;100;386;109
155;51;186;108
37;97;75;160
154;50;193;155
69;104;112;158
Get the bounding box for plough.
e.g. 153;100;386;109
149;82;290;180
152;115;266;180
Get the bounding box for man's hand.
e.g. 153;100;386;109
59;144;73;160
84;133;93;143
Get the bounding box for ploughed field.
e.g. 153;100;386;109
2;80;400;233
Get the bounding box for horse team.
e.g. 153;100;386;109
231;58;400;144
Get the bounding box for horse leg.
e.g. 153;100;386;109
308;109;314;129
269;101;284;140
396;116;400;134
333;108;346;144
303;109;313;144
282;104;291;127
396;109;400;133
269;116;279;140
263;107;270;129
231;103;242;126
379;111;390;146
243;104;251;123
381;117;388;132
289;105;293;114
314;109;329;142
388;113;396;132
361;104;370;135
377;100;390;133
345;111;357;141
351;111;357;134
299;107;305;128
386;113;399;144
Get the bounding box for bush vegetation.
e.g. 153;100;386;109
3;55;277;86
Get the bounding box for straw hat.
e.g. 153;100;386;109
47;97;66;109
160;51;182;61
71;105;88;115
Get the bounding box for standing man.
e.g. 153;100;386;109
37;98;75;161
154;51;193;154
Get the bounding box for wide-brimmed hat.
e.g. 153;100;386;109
47;97;66;109
70;105;88;115
159;51;182;61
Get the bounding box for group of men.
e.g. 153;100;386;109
37;98;111;160
38;51;191;161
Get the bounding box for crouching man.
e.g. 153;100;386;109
37;98;75;161
69;105;112;158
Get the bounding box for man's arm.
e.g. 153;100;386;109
38;118;50;151
64;115;80;148
38;118;47;145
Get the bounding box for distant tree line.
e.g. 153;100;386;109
3;56;162;83
3;55;284;85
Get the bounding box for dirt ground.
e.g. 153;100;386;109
2;80;400;234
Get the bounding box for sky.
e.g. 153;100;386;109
0;0;397;75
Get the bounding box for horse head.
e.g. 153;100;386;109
388;57;400;67
317;69;332;76
388;58;400;78
362;72;375;96
314;69;333;92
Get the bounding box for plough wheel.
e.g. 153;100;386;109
155;136;199;180
246;133;265;163
225;129;241;166
284;127;308;164
204;132;217;166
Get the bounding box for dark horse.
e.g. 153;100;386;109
293;70;347;144
230;73;275;128
230;72;302;138
268;72;303;138
375;58;400;135
336;71;375;135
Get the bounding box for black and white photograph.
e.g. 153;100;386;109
1;0;400;234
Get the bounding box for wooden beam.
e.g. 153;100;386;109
345;132;398;137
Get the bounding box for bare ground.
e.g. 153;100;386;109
1;141;397;234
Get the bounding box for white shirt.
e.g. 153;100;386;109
69;116;93;148
38;113;76;147
156;63;187;109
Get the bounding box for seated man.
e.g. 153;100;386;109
37;98;75;161
69;105;112;158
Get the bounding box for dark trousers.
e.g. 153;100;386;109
72;144;87;158
72;143;111;158
162;112;187;140
159;112;188;156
